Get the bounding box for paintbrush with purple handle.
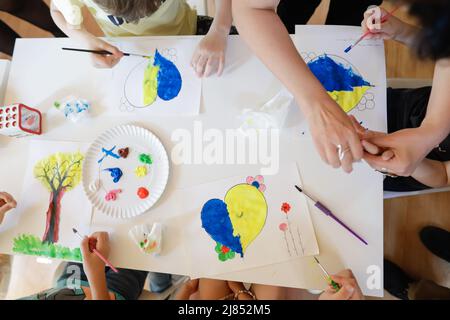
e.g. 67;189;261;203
295;185;368;245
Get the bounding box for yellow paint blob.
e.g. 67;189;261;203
134;165;148;178
143;64;159;106
327;86;371;113
224;184;267;253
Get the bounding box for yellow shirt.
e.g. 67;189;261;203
57;0;197;36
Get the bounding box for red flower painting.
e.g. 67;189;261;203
281;202;291;214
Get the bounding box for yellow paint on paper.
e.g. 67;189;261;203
327;85;371;113
225;184;267;252
143;64;159;106
134;165;148;178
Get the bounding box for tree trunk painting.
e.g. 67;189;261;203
42;189;66;244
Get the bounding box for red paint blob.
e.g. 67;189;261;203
281;202;291;214
137;187;149;199
221;246;230;254
279;223;288;231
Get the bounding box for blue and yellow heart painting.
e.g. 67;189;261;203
307;54;373;113
201;176;268;262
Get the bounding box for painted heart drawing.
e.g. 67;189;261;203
201;176;268;262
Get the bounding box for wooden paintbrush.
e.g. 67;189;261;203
62;47;151;59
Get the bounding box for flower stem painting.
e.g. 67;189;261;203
201;176;268;262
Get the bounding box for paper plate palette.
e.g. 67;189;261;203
82;125;169;218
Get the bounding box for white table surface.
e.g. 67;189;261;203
0;36;384;297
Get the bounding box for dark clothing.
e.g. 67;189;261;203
277;0;383;34
21;263;148;300
196;15;238;36
384;87;450;191
0;0;66;55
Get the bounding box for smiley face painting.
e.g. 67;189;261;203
200;176;268;262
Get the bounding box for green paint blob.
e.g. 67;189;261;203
139;153;153;165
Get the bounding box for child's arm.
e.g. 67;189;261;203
50;0;123;68
81;232;111;300
231;0;363;173
362;7;420;48
411;159;450;188
191;0;233;77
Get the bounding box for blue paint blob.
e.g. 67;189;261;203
104;167;123;183
154;49;182;101
251;181;260;189
307;55;371;92
201;199;243;257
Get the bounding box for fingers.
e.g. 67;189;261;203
349;115;366;136
217;54;225;76
0;192;16;206
363;152;393;172
195;55;208;77
333;284;355;300
204;57;217;78
361;140;381;155
348;130;364;161
325;143;341;169
80;236;90;258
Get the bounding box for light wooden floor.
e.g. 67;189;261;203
1;0;448;297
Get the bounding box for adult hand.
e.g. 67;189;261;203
0;192;17;223
319;269;364;300
83;35;124;68
362;128;434;176
191;28;228;77
81;232;110;279
308;100;364;173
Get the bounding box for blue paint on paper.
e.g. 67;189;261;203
104;167;123;183
201;199;243;257
98;146;120;163
154;49;182;101
307;55;371;92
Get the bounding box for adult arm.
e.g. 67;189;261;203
231;0;363;173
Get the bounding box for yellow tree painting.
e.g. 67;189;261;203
34;152;84;243
13;151;84;261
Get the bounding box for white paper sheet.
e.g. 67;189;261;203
180;162;319;277
109;37;202;116
0;140;91;261
4;37;201;118
293;26;387;135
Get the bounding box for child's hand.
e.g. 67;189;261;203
83;35;124;68
191;29;228;77
81;232;110;279
0;192;17;224
319;269;364;300
362;7;405;40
